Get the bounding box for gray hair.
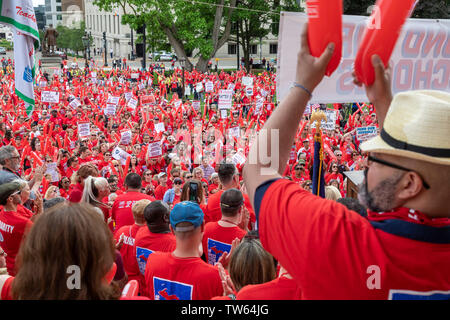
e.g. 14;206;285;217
0;146;17;165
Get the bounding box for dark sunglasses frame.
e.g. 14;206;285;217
367;155;430;189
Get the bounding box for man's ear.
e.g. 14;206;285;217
169;224;175;235
396;171;425;200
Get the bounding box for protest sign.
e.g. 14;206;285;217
227;126;240;138
356;126;378;141
128;97;138;110
41;91;60;103
45;162;60;182
141;95;155;105
192;100;201;111
154;122;165;133
246;86;253;96
107;95;120;105
147;141;162;158
124;92;133;101
218;89;233;109
196;82;204;92
120;130;132;145
131;72;139;79
242;76;254;87
205;81;214;92
68;98;81;109
230;152;246;166
104;104;116;116
310;109;337;131
112;147;130;165
78;122;90;139
220;109;228;119
277;12;450;103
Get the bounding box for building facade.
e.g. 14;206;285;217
84;0;133;60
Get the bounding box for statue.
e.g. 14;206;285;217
43;24;58;55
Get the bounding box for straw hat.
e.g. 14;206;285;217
360;90;450;165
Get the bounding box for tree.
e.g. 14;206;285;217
55;22;86;56
94;0;238;72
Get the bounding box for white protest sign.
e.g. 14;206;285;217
310;109;337;131
246;86;253;96
131;72;140;79
147;141;162;158
78;122;90;139
120;130;132;145
218;89;233;109
242;76;253;87
45;162;60;182
91;71;97;78
185;86;191;96
68;98;81;109
356;126;378;141
192;101;201;111
277;12;450;104
112;147;130;165
107;95;120;105
154;122;165;133
255;99;264;115
220;109;228;119
124;92;133;101
41;91;60;103
205;81;214;92
231;152;246;166
227;126;240;138
227;83;235;92
104;104;117;116
127;97;138;110
196;82;204;92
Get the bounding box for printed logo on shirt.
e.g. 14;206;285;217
136;246;153;275
153;277;193;300
207;238;232;266
389;289;450;300
0;231;3;242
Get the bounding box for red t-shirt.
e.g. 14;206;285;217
255;179;450;299
154;185;169;201
0;208;33;276
143;252;223;300
134;227;176;294
113;223;144;282
111;191;155;231
205;190;256;229
236;276;302;300
0;276;13;300
202;222;246;265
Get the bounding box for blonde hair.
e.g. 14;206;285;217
325;185;342;201
82;176;110;209
44;186;59;200
132;199;151;222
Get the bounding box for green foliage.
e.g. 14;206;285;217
0;39;13;50
55;22;86;54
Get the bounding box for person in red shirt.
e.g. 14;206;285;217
111;173;155;231
114;199;150;284
154;172;169;201
290;160;310;183
202;189;247;266
143;201;222;300
0;180;33;276
134;200;177;294
208;172;220;195
325;161;344;185
205;163;255;229
243;29;450;300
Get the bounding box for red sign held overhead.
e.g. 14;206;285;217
141;95;155;105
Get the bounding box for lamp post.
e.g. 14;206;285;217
180;57;185;102
82;33;89;70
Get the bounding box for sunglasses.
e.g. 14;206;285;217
185;176;192;179
367;154;430;189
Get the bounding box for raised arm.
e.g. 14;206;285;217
243;24;335;206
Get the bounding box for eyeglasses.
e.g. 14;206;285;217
10;156;20;160
185;176;192;179
367;154;430;189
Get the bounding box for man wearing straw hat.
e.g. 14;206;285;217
243;25;449;299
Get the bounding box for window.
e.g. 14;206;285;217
57;14;62;21
228;43;237;55
270;43;278;54
250;44;258;55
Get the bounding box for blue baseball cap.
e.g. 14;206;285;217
170;201;204;232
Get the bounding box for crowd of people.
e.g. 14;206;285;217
0;22;448;300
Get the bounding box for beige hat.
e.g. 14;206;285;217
360;90;450;165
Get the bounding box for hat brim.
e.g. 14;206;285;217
360;136;450;166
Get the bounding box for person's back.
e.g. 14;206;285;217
236;275;301;300
202;189;247;265
111;173;154;230
143;201;222;300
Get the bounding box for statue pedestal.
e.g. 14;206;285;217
40;55;62;75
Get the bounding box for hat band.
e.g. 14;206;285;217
380;129;450;158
